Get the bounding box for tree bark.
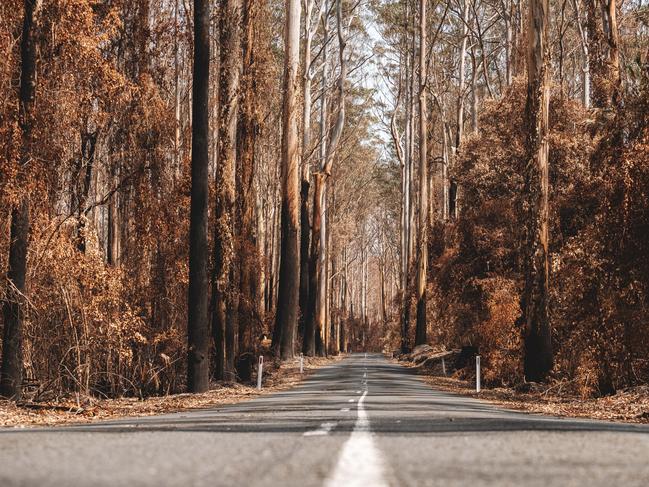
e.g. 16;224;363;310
304;174;323;356
237;0;262;374
273;0;302;359
299;0;324;353
522;0;553;382
76;130;98;253
571;0;590;108
213;0;241;381
187;0;211;393
1;0;42;401
415;0;428;347
585;0;620;108
310;0;347;356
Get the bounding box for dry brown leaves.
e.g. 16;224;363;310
419;373;649;424
0;355;342;428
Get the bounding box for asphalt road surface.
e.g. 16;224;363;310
1;353;648;486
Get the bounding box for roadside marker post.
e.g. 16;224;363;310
476;355;481;393
442;358;446;376
299;353;304;374
257;356;264;391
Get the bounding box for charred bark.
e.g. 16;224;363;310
522;0;553;382
1;0;42;400
187;0;211;393
273;0;302;359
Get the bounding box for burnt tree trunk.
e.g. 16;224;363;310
237;0;262;370
299;177;311;348
522;0;553;382
213;0;241;382
187;0;211;393
76;130;98;253
1;0;42;401
273;0;301;359
306;173;325;356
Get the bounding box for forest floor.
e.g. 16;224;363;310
0;355;342;428
415;371;649;424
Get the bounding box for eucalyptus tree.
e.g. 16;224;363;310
1;0;42;400
187;0;211;393
522;0;552;381
274;0;302;359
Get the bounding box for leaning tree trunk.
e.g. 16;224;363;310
522;0;553;382
1;0;42;401
273;0;302;359
414;0;428;347
186;0;211;393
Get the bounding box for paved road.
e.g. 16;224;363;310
1;353;648;486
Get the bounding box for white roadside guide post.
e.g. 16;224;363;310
257;355;264;391
476;355;481;393
299;353;304;374
441;357;446;376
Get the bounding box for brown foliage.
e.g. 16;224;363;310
426;79;649;392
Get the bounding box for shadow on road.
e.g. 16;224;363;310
2;356;648;436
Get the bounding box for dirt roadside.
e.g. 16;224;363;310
0;355;343;428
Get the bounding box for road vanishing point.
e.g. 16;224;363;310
1;353;648;486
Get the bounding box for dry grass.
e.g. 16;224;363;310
0;355;342;428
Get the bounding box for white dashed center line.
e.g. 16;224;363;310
324;360;389;487
304;422;337;437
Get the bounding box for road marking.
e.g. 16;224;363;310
348;399;354;402
340;408;350;412
356;390;362;394
324;390;389;487
304;422;337;437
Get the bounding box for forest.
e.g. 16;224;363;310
0;0;648;404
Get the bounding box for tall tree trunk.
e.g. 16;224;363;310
450;0;470;219
304;174;323;356
107;171;120;267
173;0;182;178
586;0;620;109
312;0;347;356
1;0;42;401
415;0;428;347
273;0;302;359
522;0;553;382
315;176;327;356
470;45;479;133
76;130;98;253
237;0;262;377
394;62;410;354
299;176;311;343
187;0;211;393
571;0;590;108
340;246;348;352
213;0;241;381
299;0;324;354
